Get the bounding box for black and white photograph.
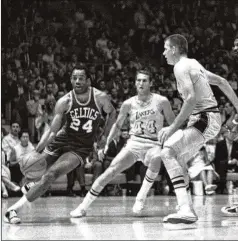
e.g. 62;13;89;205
1;0;238;239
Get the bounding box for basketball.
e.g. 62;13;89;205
20;151;47;180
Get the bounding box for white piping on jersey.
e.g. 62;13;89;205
73;87;92;106
65;91;73;114
134;94;153;108
93;88;103;117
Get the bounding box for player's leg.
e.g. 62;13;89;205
205;170;217;194
2;177;20;192
133;146;162;215
4;152;82;224
160;128;203;224
21;152;57;194
70;148;136;217
2;181;8;198
26;152;82;201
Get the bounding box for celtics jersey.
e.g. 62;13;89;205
127;94;164;141
63;87;102;147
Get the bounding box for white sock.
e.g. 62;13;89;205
174;188;190;212
136;169;158;202
7;195;29;212
80;181;104;210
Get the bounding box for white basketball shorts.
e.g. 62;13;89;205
164;112;221;164
123;135;161;166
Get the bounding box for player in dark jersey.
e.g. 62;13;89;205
4;66;116;224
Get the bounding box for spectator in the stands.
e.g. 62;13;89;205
96;32;108;55
223;102;236;128
1;132;21;198
10;129;35;184
214;125;238;194
2;121;22;184
42;46;54;64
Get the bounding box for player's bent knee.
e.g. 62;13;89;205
105;165;118;180
149;156;162;172
42;171;57;185
160;147;176;161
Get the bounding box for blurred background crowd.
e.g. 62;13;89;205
1;0;238;198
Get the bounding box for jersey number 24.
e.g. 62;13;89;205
70;119;93;133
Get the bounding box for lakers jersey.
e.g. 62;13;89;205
175;58;218;114
63;87;102;147
127;94;164;141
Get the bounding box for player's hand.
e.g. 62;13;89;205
98;145;109;161
85;162;92;169
233;113;238;125
157;126;175;145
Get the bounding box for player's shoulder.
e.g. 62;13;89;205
58;91;71;104
93;87;109;100
55;91;71;112
152;93;169;103
123;96;135;107
175;57;197;72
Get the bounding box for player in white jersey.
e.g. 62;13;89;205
158;34;238;224
221;37;238;217
70;69;175;218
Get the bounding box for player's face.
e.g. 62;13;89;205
71;69;89;94
135;73;151;94
163;40;175;65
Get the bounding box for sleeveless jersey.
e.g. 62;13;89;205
128;94;164;141
176;58;218;115
63;87;102;147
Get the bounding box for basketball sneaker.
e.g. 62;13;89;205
70;205;87;218
4;210;21;224
21;182;36;194
163;208;198;224
205;184;217;192
132;199;145;216
221;205;238;217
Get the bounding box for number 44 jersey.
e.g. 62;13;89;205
127;94;165;142
63;87;102;147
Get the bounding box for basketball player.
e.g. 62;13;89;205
221;37;238;217
157;34;238;224
70;69;175;217
4;66;116;224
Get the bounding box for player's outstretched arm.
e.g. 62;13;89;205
207;70;238;113
161;97;176;125
103;101;130;154
36;96;70;152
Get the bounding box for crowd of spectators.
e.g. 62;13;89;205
1;0;238;197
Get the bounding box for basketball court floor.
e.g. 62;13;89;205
2;195;238;240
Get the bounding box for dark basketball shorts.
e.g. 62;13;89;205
44;130;92;164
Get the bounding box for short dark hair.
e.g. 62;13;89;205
165;34;188;55
136;69;152;81
70;64;89;79
10;121;20;127
19;129;29;138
